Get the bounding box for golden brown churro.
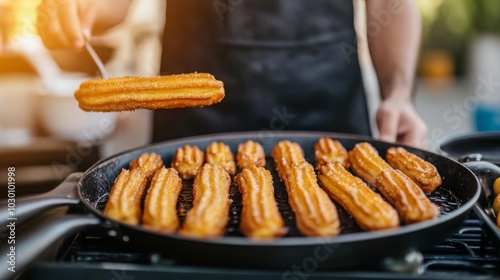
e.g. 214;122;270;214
75;73;225;112
386;147;442;193
205;142;236;176
375;168;439;224
104;169;148;225
283;162;340;237
314;137;349;169
129;153;163;181
348;142;391;185
236;140;266;169
272;140;306;181
142;167;183;232
235;166;287;239
171;145;204;179
179;163;231;237
318;163;399;231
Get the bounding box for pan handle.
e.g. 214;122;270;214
0;214;101;280
462;161;500;207
0;173;83;228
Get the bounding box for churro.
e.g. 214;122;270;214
283;162;340;237
75;73;225;112
179;163;231;237
129;153;163;181
318;163;399;231
272;140;306;181
386;147;442;193
375;168;439;224
314;137;349;169
235;166;287;239
348;142;391;185
236;140;266;169
205;142;236;176
104;169;148;225
142;167;183;232
171;145;204;179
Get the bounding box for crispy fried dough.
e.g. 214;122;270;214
386;147;442;193
318;163;399;231
179;163;231;237
75;73;224;112
235;166;287;239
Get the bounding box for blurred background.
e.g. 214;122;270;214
0;0;499;196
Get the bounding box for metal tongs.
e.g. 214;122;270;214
85;42;109;79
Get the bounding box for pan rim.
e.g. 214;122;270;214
439;131;500;158
78;131;481;247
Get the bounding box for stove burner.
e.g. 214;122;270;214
21;212;499;280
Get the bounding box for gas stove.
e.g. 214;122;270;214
20;211;499;280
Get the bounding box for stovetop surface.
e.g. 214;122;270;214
22;212;500;280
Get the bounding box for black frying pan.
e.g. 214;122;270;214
439;132;500;254
0;131;482;279
439;132;500;166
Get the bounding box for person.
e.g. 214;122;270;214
36;0;427;148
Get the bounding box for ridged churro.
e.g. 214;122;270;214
348;142;391;185
272;140;306;181
104;169;148;225
205;142;236;176
314;137;349;169
235;166;287;239
236;140;266;169
283;162;340;237
171;145;204;179
129;153;163;181
142;167;183;232
318;163;399;231
386;147;442;193
375;168;439;224
75;73;225;112
179;164;231;237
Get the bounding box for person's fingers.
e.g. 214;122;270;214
37;0;71;49
58;0;85;48
376;105;399;143
398;115;427;149
78;0;96;41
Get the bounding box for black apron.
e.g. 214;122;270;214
153;0;371;142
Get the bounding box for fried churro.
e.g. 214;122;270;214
129;153;163;181
386;147;442;193
205;142;236;176
75;73;225;112
179;163;231;238
348;142;391;185
314;137;349;169
171;145;204;179
235;166;287;239
375;168;439;224
284;162;340;237
318;163;399;231
142;167;183;232
104;169;148;225
236;140;266;169
272;140;306;181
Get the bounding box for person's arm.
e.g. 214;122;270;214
366;0;427;148
37;0;132;49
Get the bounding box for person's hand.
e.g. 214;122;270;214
37;0;98;49
36;0;131;49
376;97;427;149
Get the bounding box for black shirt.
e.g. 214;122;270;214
153;0;370;142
